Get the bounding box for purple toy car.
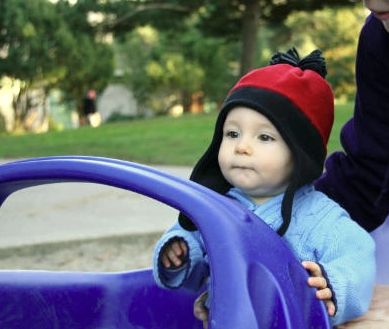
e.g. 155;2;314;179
0;156;330;328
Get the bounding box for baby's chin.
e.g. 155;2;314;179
242;187;285;199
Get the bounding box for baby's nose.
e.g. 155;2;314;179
235;139;252;155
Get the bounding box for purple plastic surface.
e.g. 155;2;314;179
0;156;330;328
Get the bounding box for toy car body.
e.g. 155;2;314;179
0;156;330;328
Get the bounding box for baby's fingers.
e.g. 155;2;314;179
316;288;336;317
307;276;327;290
193;292;209;329
161;252;173;268
302;261;323;277
179;240;188;256
161;240;188;268
316;287;332;300
171;240;187;257
167;246;184;267
325;300;336;317
194;295;208;321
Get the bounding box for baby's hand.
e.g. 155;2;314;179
302;261;336;317
194;291;209;329
161;238;188;268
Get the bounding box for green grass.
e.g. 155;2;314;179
0;103;353;165
328;102;353;153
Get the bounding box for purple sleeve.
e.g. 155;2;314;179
315;14;389;232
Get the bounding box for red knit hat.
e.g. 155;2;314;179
179;48;334;235
230;63;334;148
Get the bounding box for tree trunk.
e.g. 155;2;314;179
240;0;260;76
190;91;204;113
182;90;191;113
12;85;28;131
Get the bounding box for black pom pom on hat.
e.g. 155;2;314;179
270;47;327;78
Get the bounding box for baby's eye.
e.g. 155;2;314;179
225;130;239;138
258;134;275;142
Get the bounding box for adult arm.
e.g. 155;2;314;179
315;14;389;232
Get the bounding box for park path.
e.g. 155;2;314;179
0;159;192;271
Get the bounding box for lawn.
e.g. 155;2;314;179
0;103;353;166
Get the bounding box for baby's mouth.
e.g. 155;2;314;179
232;165;252;170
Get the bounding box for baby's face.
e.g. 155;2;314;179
218;106;294;204
364;0;389;32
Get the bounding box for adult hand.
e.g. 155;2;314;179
383;20;389;32
363;0;389;32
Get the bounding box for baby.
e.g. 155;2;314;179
153;48;375;327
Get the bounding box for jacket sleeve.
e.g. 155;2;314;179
152;222;209;291
315;14;389;232
311;207;376;326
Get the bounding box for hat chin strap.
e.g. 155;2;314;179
277;184;295;236
277;149;321;237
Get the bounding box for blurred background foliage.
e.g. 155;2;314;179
0;0;366;134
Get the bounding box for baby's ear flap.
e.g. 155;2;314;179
178;212;197;231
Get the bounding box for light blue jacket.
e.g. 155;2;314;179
153;184;376;325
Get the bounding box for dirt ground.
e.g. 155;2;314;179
0;233;161;272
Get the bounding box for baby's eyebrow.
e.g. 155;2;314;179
223;119;278;133
223;119;239;126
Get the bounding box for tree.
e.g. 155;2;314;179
105;0;358;75
67;0;361;116
0;0;113;130
284;5;366;99
116;24;236;114
54;0;113;119
0;0;72;129
194;0;359;75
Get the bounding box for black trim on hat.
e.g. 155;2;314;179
179;88;326;235
224;88;325;168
